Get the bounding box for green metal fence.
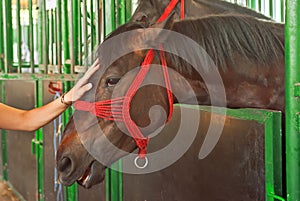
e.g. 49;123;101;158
0;0;133;201
285;0;300;200
0;0;299;201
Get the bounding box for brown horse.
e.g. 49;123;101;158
56;15;284;188
131;0;271;26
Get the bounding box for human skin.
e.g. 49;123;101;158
0;60;99;132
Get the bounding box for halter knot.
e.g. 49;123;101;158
74;101;96;115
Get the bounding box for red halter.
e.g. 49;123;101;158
75;0;184;158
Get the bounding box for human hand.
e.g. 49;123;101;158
63;59;100;105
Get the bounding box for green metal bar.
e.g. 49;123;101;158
62;81;78;201
56;0;62;73
16;0;22;73
70;0;79;72
49;10;54;66
0;0;4;72
38;0;43;68
125;0;132;22
96;0;102;44
29;0;35;72
281;0;285;22
110;161;123;201
265;113;284;201
269;0;274;19
103;0;107;38
3;0;13;73
0;81;8;180
250;0;257;10
258;0;262;11
35;80;44;201
42;0;48;73
117;0;126;27
62;0;70;73
90;0;95;60
78;0;82;66
83;0;88;67
111;0;116;31
285;0;300;200
1;129;7;181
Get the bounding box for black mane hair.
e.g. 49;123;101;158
164;15;284;73
194;0;271;20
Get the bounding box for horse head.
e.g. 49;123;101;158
56;19;180;188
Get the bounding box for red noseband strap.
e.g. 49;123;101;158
75;0;183;158
74;48;173;158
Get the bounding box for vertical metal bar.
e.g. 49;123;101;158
63;81;78;201
96;0;102;44
109;161;123;201
48;10;53;66
250;0;257;10
269;0;274;19
111;0;116;31
102;0;107;38
3;0;13;73
78;0;82;66
83;0;88;68
285;0;300;200
0;81;8;181
51;10;55;67
125;0;132;22
35;80;44;201
29;0;35;72
42;0;48;73
0;0;4;72
117;0;126;27
281;0;285;22
16;0;22;73
62;0;70;73
70;0;79;72
258;0;262;11
56;0;62;73
90;0;95;60
38;0;43;69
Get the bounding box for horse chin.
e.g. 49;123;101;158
77;160;106;188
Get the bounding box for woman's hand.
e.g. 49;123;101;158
63;59;100;104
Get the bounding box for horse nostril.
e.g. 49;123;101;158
58;157;72;173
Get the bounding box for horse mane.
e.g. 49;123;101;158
136;0;271;20
194;0;272;20
166;15;284;73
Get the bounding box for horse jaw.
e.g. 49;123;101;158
57;113;138;188
56;116;107;188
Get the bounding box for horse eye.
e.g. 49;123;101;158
106;78;120;87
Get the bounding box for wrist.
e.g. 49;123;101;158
61;93;72;106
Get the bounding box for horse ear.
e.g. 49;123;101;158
144;12;175;47
130;13;175;53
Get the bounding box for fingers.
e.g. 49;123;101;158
73;83;93;101
76;59;100;87
83;59;100;80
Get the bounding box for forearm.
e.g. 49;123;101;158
0;59;99;132
22;96;70;131
0;96;70;131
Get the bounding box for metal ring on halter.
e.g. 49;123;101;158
134;156;149;169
